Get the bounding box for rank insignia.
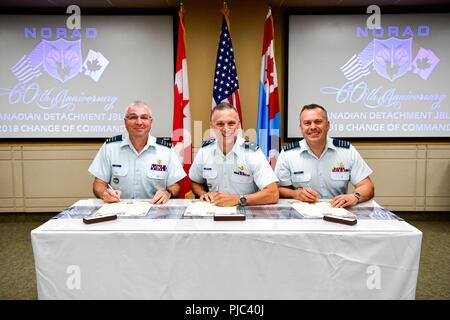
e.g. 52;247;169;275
242;141;259;151
202;139;216;148
106;134;123;144
282;141;300;152
332;139;350;149
156;137;172;148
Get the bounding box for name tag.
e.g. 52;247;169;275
151;163;167;171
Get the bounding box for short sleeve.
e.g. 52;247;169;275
349;146;373;185
274;150;293;186
88;143;111;183
251;149;279;190
189;149;206;184
166;148;187;186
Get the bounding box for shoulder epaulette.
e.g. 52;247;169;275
105;134;123;144
156;137;172;148
242;141;259;151
202;139;216;148
332;139;351;149
282;141;300;152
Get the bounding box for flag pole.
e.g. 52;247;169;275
222;1;230;31
173;0;193;198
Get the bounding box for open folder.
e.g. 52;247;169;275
183;201;237;217
290;201;356;219
95;200;152;217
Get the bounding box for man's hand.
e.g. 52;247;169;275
200;192;219;202
202;192;238;207
102;188;122;203
330;194;358;208
150;190;171;204
294;187;318;202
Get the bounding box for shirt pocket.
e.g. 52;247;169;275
231;173;254;184
111;164;128;188
112;164;128;177
291;171;311;185
147;170;168;189
330;171;350;181
202;168;218;180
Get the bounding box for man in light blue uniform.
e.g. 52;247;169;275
189;102;279;207
275;104;374;208
88;101;186;204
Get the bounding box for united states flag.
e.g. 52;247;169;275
11;42;44;83
212;8;243;124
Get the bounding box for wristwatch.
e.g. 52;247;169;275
239;195;247;206
166;189;173;199
353;191;361;203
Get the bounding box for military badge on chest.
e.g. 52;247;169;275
233;165;250;177
332;162;350;173
150;159;168;171
331;162;350;180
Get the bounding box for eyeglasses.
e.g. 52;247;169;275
125;114;152;121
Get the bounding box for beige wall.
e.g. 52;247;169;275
0;0;449;212
0;143;449;212
186;0;277;146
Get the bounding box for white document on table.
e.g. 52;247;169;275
184;201;237;217
95;200;152;217
290;201;355;219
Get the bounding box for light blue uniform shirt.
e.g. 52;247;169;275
88;133;186;199
274;137;372;199
189;136;278;195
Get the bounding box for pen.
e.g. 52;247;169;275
108;184;120;198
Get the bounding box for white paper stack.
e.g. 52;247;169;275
95;200;152;217
184;201;237;217
290;201;356;219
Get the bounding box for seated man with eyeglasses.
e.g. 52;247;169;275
88;100;186;204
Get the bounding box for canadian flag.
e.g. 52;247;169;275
173;5;193;198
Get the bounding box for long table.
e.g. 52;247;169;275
31;199;422;299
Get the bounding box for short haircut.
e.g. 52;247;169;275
211;102;239;121
126;100;151;113
300;104;328;120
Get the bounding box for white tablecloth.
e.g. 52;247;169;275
31;199;422;300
